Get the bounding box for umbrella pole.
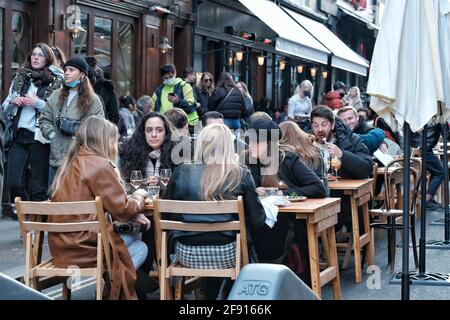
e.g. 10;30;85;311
419;124;428;274
402;122;411;300
427;120;450;248
443;122;449;243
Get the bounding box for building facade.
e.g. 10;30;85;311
0;0;194;102
193;0;384;110
0;0;384;113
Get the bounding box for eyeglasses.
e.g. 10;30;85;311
203;78;212;82
31;52;46;58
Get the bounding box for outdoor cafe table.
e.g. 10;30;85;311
328;179;375;283
144;197;342;300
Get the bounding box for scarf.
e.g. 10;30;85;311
12;67;62;100
146;149;161;178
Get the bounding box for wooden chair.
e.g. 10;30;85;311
15;196;112;300
369;158;420;272
153;196;248;300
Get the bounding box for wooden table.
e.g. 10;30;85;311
145;197;342;300
328;179;374;283
278;198;342;300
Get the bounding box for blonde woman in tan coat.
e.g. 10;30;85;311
49;116;150;300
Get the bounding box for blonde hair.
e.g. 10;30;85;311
237;81;253;102
194;124;242;200
200;71;215;95
279;121;321;169
350;86;361;98
250;112;272;123
51;116;119;197
294;80;314;98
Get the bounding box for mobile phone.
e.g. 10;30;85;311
168;92;176;97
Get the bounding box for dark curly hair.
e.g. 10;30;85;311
119;112;174;181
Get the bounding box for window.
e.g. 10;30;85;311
11;11;31;79
94;17;112;79
116;21;134;96
74;13;88;57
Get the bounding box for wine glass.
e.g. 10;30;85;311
130;170;143;190
331;156;341;179
160;169;172;187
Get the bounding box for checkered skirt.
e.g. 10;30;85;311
175;241;236;269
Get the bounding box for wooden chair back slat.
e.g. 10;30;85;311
22;221;99;233
156;200;239;214
17;201;98;215
159;220;241;232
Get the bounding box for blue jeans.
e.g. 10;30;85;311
425;151;444;197
120;232;148;269
223;118;241;131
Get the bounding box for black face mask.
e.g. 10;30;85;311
339;91;345;98
303;91;311;98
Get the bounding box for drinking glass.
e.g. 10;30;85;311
331;156;342;178
130;170;143;190
264;187;279;197
160;169;172;187
147;185;161;199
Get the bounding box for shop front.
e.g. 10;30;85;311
194;0;370;110
0;0;194;101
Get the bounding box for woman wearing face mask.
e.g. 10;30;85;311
1;43;64;207
287;80;314;131
39;56;105;186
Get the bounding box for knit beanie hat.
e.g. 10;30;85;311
64;56;89;75
248;119;282;143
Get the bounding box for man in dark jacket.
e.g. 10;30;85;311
311;105;373;232
337;106;385;154
85;56;120;125
411;123;444;210
311;106;373;179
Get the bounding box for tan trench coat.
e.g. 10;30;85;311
48;147;145;300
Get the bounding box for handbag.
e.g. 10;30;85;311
2;103;21;152
112;220;146;233
56;107;87;137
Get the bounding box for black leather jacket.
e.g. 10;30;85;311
162;163;266;244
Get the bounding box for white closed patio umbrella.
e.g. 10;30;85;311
436;0;450;110
367;0;447;133
367;0;450;300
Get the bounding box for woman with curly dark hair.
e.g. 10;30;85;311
119;112;175;192
39;56;104;185
119;112;175;284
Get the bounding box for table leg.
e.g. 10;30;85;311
320;231;329;263
307;222;321;298
350;196;362;283
325;226;342;300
